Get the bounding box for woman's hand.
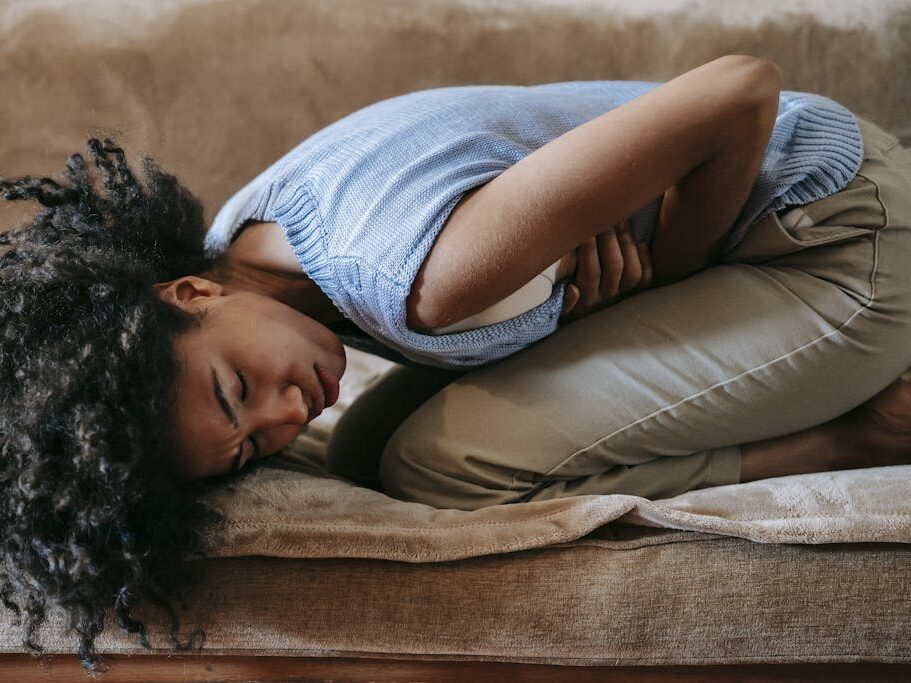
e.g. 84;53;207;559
558;219;653;324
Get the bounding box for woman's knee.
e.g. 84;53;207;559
378;422;529;510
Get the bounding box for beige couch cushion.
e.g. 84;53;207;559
4;533;910;664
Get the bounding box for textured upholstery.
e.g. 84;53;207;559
4;534;910;664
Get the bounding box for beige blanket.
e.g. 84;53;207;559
201;349;911;562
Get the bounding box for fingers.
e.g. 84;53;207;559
562;220;654;326
636;241;653;291
615;219;642;294
561;283;580;317
595;225;624;301
575;235;602;309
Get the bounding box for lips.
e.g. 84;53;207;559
314;365;340;410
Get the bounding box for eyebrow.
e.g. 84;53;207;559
212;367;245;473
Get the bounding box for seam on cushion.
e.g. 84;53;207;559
191;648;911;663
217;509;911;536
544;229;882;478
216;506;619;532
218;508;631;536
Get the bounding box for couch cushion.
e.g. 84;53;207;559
2;534;909;665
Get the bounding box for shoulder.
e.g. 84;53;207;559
225;220;302;276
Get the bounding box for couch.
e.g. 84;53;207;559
2;0;910;680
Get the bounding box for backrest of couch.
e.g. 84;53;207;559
1;0;909;232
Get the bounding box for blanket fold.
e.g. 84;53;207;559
201;461;911;562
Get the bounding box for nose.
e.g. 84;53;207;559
252;383;311;432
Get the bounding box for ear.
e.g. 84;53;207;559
154;276;225;313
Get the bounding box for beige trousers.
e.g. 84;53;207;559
328;116;911;511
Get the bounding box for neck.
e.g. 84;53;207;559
204;257;345;327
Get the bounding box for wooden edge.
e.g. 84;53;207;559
0;654;909;682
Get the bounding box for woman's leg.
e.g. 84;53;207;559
330;361;908;493
376;117;911;510
737;381;911;483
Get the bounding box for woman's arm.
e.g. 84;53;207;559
649;69;779;286
407;54;781;331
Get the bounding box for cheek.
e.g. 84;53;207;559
176;411;225;470
264;423;306;456
263;315;320;358
293;311;340;352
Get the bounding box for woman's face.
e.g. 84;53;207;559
156;276;347;480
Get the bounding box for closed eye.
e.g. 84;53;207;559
231;369;257;472
236;369;248;402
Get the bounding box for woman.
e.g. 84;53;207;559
2;54;910;669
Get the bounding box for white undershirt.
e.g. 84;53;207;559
427;259;562;335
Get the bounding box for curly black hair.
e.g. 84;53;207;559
0;138;226;674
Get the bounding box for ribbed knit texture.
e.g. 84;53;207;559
205;81;863;370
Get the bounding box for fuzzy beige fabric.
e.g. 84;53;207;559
205;463;911;560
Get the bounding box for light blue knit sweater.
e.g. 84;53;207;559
205;81;863;370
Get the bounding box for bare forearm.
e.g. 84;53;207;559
650;65;781;287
